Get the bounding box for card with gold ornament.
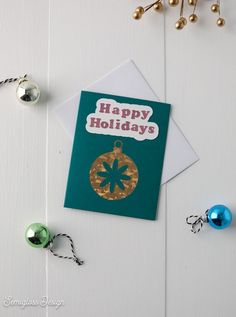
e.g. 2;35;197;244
64;91;170;220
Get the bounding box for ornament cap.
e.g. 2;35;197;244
113;140;123;154
18;74;28;84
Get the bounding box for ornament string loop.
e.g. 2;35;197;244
25;223;84;266
48;233;84;266
0;74;27;88
186;210;209;233
186;205;232;233
114;140;123;149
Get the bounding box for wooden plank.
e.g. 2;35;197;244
47;1;166;316
0;0;49;316
166;1;236;316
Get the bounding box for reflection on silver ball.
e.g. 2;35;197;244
16;79;40;105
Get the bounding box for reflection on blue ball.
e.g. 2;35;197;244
207;205;232;230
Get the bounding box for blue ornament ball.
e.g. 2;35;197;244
207;204;232;230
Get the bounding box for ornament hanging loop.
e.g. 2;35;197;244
25;223;84;266
186;205;232;233
186;210;209;233
113;140;123;154
114;140;123;149
48;233;84;266
18;74;28;84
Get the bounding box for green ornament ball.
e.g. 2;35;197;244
25;223;51;248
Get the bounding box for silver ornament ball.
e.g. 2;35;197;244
16;78;40;105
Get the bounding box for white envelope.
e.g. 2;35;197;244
54;60;199;184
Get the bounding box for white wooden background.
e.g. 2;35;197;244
0;0;236;316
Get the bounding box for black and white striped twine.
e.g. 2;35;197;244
49;233;84;266
0;74;27;87
186;210;209;233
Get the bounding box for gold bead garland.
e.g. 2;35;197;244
188;0;198;24
175;0;187;30
213;0;225;27
132;0;226;30
132;0;163;20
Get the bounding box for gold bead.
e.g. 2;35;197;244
168;0;179;7
189;13;198;23
211;4;220;13
175;19;184;30
217;17;225;27
133;11;142;20
188;0;196;6
153;2;164;12
180;17;187;26
135;6;145;14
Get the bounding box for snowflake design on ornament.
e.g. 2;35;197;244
97;159;131;193
90;141;138;200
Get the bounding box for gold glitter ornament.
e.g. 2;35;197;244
90;141;138;200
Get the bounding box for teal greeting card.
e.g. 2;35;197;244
64;91;170;220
